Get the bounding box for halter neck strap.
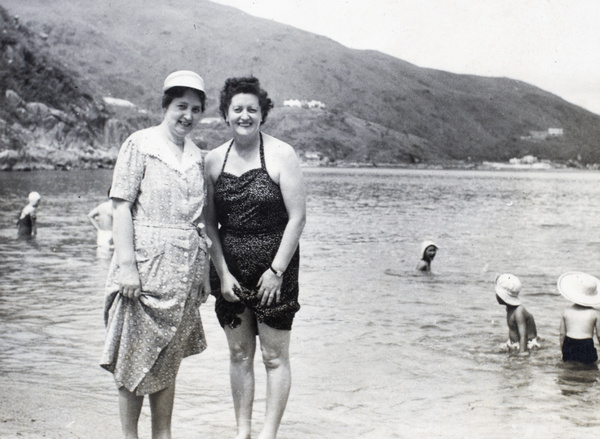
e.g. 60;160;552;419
258;133;266;170
220;139;235;174
220;133;265;174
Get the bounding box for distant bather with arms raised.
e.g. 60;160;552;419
88;189;114;254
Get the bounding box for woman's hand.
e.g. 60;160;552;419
119;261;141;299
257;270;283;306
220;273;242;303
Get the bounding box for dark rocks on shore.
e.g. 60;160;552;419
0;87;134;170
0;6;150;171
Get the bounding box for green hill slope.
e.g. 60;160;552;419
2;0;600;167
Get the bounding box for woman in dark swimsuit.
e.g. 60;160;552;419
205;77;306;439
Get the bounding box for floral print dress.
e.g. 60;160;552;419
100;127;209;395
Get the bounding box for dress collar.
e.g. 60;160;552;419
139;127;203;174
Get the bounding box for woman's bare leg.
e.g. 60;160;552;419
149;384;176;439
118;387;144;439
224;308;258;439
257;324;291;439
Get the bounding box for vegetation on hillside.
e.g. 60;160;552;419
0;5;155;170
1;0;600;169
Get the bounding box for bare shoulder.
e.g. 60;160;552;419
263;133;302;171
591;307;600;320
262;133;302;184
205;140;231;163
205;141;232;177
262;133;297;160
565;305;598;319
521;305;535;319
512;305;527;320
22;205;35;216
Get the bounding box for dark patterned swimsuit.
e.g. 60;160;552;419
210;134;300;330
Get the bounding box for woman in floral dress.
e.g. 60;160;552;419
100;70;210;439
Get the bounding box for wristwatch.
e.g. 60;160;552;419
270;265;284;278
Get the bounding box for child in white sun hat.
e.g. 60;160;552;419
495;273;539;355
17;191;41;238
558;272;600;364
416;240;438;272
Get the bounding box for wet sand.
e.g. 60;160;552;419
0;379;120;438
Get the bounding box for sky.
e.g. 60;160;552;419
212;0;600;115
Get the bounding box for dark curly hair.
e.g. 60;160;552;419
219;77;273;125
162;86;206;112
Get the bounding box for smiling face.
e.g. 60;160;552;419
227;93;262;138
163;89;203;142
424;245;437;261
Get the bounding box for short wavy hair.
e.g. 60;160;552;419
219;77;273;125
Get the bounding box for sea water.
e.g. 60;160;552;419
1;168;600;438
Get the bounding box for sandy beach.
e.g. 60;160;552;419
0;379;120;438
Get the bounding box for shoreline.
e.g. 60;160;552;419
2;160;597;173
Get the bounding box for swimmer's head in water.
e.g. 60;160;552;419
421;240;438;262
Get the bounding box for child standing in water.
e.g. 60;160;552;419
558;272;600;365
17;191;41;238
416;240;438;272
495;273;539;355
87;190;114;251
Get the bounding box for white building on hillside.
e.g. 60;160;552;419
283;99;302;108
103;97;136;108
548;128;564;136
283;99;326;109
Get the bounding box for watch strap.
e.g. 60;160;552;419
270;265;284;277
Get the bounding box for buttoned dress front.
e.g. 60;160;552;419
100;127;209;396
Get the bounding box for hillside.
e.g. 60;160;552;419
1;0;600;168
0;5;157;170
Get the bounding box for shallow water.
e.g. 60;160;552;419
1;168;600;438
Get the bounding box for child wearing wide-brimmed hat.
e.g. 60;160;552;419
495;273;539;355
558;272;600;365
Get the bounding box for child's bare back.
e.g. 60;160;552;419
506;305;538;347
495;273;539;354
562;305;600;340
